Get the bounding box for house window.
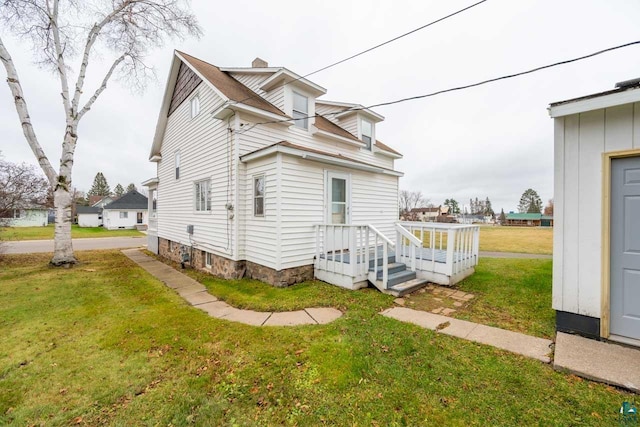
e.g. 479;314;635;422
175;151;180;180
190;95;200;118
119;211;128;219
254;175;265;216
361;118;373;150
292;92;308;130
195;179;211;212
205;252;213;268
1;209;23;219
169;241;175;252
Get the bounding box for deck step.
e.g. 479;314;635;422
387;269;416;287
386;278;430;297
368;256;396;269
370;262;406;279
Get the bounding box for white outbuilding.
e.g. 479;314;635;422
549;78;640;347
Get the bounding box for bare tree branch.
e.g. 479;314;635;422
77;52;126;119
0;35;57;186
49;0;72;115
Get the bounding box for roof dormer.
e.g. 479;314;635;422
334;107;384;151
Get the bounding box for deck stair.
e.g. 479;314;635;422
367;256;429;297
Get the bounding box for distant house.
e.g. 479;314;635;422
408;206;450;222
0;207;48;227
503;213;553;227
77;206;102;228
102;190;148;230
89;196;117;208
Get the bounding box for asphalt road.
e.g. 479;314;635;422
2;236;147;254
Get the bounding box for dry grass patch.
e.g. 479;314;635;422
479;226;552;254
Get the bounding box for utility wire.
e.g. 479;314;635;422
228;0;488;107
236;40;640;132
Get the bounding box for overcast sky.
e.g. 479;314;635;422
2;0;640;213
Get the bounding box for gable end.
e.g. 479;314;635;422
168;61;203;116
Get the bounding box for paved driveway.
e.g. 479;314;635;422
2;237;146;254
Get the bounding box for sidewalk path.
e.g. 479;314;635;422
381;307;553;363
479;251;552;259
122;249;343;327
4;236;146;254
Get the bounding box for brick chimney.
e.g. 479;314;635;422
251;57;268;68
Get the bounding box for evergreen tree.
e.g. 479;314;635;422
444;198;460;214
518;188;543;213
114;183;125;197
499;208;507;223
126;183;137;193
485;197;494;216
87;172;111;197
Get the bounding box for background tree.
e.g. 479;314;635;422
0;1;200;265
0;157;50;225
499;208;507;223
113;183;125;197
126;183;137;193
444;198;460;214
485;197;494;217
87;172;111;197
544;199;554;216
518;188;543;213
399;190;427;219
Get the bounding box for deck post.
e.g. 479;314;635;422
382;242;388;289
446;228;455;277
315;225;320;270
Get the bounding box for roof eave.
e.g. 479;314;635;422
312;126;366;148
259;69;327;97
335;107;384;122
549;86;640;118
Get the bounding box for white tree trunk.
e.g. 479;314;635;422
51;185;75;265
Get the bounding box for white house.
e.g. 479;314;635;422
144;51;479;294
549;78;640;347
76;206;102;228
102;190;148;230
1;208;47;227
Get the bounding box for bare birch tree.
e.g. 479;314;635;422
0;0;200;265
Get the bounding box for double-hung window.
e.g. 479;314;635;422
175;151;180;180
119;211;128;219
292;92;308;130
254;175;265;216
361;118;373;150
195;179;211;212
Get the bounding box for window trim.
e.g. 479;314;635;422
205;252;213;268
292;91;309;130
190;94;200;118
119;211;128;219
253;174;265;217
194;179;212;212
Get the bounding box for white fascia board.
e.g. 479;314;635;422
335;106;384;122
312;127;366;148
375;147;402;159
240;145;403;176
315;99;359;109
260;68;327;97
231;103;291;124
549;88;640;117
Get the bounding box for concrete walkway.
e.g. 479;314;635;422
479;251;552;259
554;332;640;393
381;307;553;363
122;249;343;326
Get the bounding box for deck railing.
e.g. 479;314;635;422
396;221;480;277
315;224;395;289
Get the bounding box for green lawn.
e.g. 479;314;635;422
408;258;555;339
0;224;143;241
0;251;631;426
479;225;553;255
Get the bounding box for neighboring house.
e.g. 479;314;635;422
89;196;117;208
0;207;47;227
102;190;148;230
143;51;479;293
408;206;449;222
77;206;102;228
503;213;553;227
549;77;640;346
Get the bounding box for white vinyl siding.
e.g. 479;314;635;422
157;83;236;256
229;72;285;112
553;102;640;318
103;209;148;230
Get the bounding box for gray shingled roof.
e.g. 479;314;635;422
103;190;148;210
76;206;102;214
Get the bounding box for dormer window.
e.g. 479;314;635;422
292;91;308;130
361;118;373;150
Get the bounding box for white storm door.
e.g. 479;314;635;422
327;172;351;224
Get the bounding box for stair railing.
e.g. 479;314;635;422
367;224;395;289
395;223;422;272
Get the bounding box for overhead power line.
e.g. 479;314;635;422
237;40;640;132
228;0;488;107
